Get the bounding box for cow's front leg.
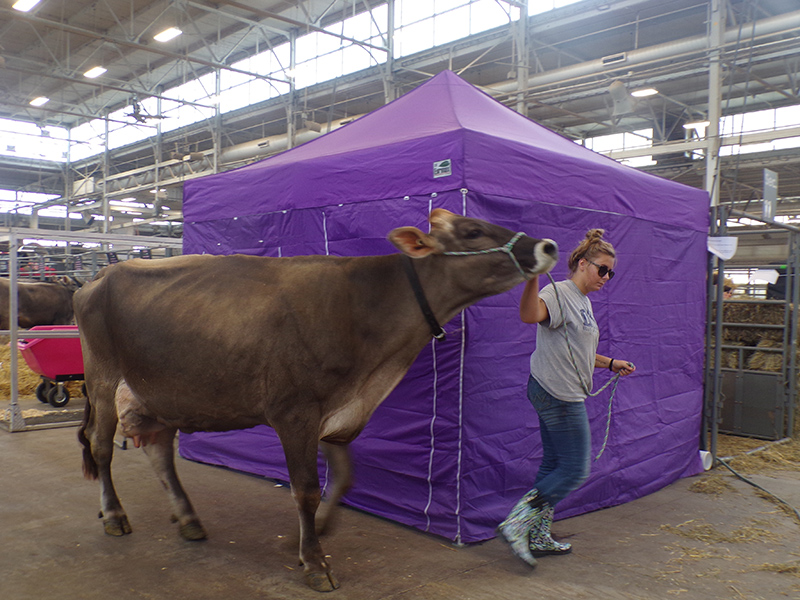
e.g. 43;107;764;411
141;427;207;541
279;428;339;592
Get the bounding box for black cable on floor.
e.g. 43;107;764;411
715;456;800;522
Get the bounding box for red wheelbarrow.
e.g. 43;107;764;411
18;325;85;408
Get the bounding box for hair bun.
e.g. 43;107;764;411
586;228;605;241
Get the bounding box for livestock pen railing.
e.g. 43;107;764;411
705;206;800;457
0;228;183;432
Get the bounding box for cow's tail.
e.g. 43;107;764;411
77;400;99;480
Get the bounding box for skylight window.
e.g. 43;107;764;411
84;66;107;79
154;27;182;43
12;0;42;13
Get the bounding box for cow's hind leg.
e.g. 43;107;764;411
78;384;132;536
140;428;207;541
316;442;352;536
278;427;339;592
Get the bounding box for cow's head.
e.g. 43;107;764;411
57;276;85;293
388;209;558;280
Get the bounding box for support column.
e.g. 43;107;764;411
103;115;110;234
286;29;297;150
705;0;725;207
706;0;726;460
214;68;222;174
7;231;24;432
383;0;396;104
514;0;529;116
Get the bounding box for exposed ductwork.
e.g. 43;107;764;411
96;118;356;197
490;9;800;94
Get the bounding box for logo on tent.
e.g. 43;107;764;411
433;159;452;178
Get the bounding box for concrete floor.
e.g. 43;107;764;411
3;408;800;600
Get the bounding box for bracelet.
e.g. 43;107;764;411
609;358;614;371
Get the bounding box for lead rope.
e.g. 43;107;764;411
546;272;620;460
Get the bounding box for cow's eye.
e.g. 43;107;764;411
465;229;483;240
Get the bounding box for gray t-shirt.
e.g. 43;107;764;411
529;279;600;402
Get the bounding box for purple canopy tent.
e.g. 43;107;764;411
179;70;709;544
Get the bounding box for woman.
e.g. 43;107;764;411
498;229;636;567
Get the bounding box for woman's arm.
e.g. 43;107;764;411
519;276;549;323
596;354;636;376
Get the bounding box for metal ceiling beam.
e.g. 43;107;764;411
606;124;800;160
0;7;291;85
491;8;800;93
202;0;389;52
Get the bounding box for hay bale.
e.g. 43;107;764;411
719;302;793;346
0;340;44;397
746;339;785;372
710;342;746;369
722;302;786;326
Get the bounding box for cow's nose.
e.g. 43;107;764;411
540;238;558;259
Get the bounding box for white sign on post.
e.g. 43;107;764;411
707;236;738;261
763;168;778;221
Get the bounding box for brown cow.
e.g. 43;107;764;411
74;209;558;591
0;276;81;329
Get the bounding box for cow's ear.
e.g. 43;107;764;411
429;209;457;232
388;227;444;258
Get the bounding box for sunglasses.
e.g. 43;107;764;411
586;259;616;280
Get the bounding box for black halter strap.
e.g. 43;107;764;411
401;255;446;340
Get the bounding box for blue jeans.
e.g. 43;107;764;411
527;376;591;507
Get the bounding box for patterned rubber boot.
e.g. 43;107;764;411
529;504;572;556
496;489;542;567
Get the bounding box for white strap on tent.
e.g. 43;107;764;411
455;311;466;546
321;210;330;496
423;338;440;532
454;189;469;546
322;210;330;255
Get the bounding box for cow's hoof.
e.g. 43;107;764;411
179;520;208;541
305;571;340;592
103;516;132;537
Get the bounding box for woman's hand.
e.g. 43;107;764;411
611;359;636;376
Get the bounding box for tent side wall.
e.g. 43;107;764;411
180;191;472;541
179;70;710;545
455;193;707;541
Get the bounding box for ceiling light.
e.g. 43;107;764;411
154;27;182;42
12;0;42;12
630;88;658;98
683;120;710;130
29;96;49;107
84;66;107;79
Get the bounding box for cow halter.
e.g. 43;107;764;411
442;231;529;280
402;232;530;341
402;255;447;340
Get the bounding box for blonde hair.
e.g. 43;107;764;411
568;229;616;274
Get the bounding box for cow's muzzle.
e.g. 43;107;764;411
531;238;559;277
444;233;559;280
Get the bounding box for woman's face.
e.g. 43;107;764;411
580;253;615;293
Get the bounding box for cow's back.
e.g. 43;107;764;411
74;253;413;435
0;278;75;328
